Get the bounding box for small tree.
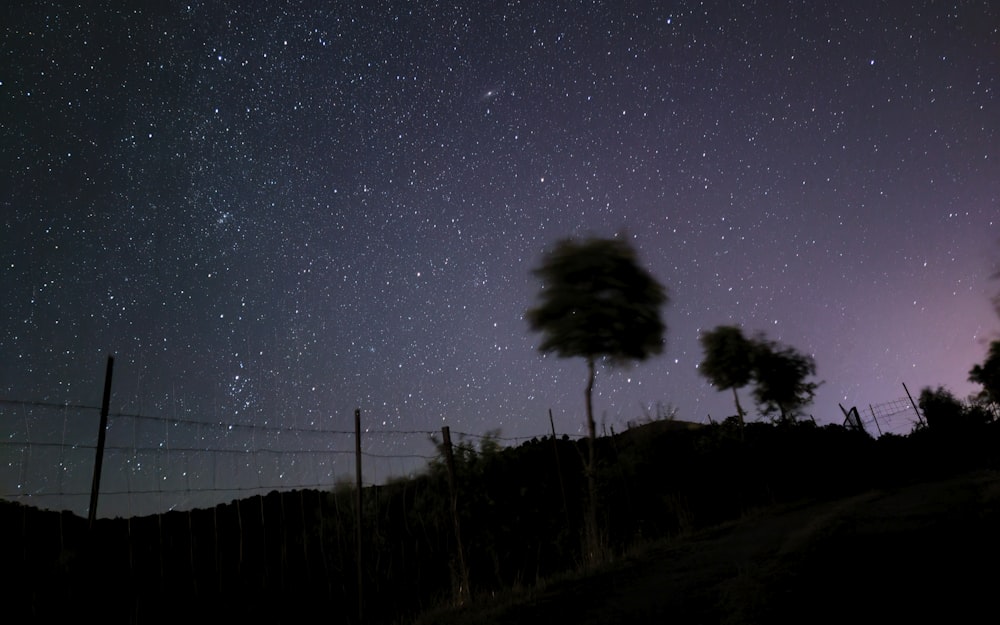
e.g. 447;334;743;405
750;338;820;422
700;327;820;425
918;386;992;432
698;325;755;437
969;339;1000;409
526;235;667;563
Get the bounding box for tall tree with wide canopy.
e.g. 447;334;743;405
698;325;755;437
526;235;667;562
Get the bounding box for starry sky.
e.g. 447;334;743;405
3;1;999;516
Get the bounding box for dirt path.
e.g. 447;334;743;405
421;471;1000;624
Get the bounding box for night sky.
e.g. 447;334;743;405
3;1;999;516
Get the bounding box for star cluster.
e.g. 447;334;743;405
3;2;998;514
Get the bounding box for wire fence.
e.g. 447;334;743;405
1;388;936;520
0;397;565;519
864;397;923;436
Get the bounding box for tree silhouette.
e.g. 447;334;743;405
698;325;755;438
750;337;820;422
526;235;667;562
969;340;1000;409
699;326;820;426
918;385;993;432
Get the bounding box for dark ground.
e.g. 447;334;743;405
415;470;1000;624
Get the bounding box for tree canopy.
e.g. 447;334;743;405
698;325;755;434
750;338;819;422
526;236;667;366
969;339;1000;408
918;385;993;432
698;325;820;424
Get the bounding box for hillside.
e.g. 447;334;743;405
5;418;1000;624
417;469;1000;624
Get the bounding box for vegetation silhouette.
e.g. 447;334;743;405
526;235;667;564
917;385;993;433
699;325;821;426
698;325;755;437
749;335;820;422
969;339;1000;409
9;411;1000;624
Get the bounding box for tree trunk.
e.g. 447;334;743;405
584;356;600;565
732;386;746;441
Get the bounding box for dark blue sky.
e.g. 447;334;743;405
3;1;998;516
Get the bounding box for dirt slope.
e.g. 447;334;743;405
418;470;1000;624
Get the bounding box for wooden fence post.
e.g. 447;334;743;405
355;408;364;624
88;355;114;528
903;382;925;426
442;426;470;604
868;404;884;437
549;409;570;526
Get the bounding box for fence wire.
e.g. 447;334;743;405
0;397;571;518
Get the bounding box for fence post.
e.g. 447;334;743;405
549;409;570;526
442;426;470;604
867;404;884;437
355;408;363;624
88;355;114;528
903;382;925;426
